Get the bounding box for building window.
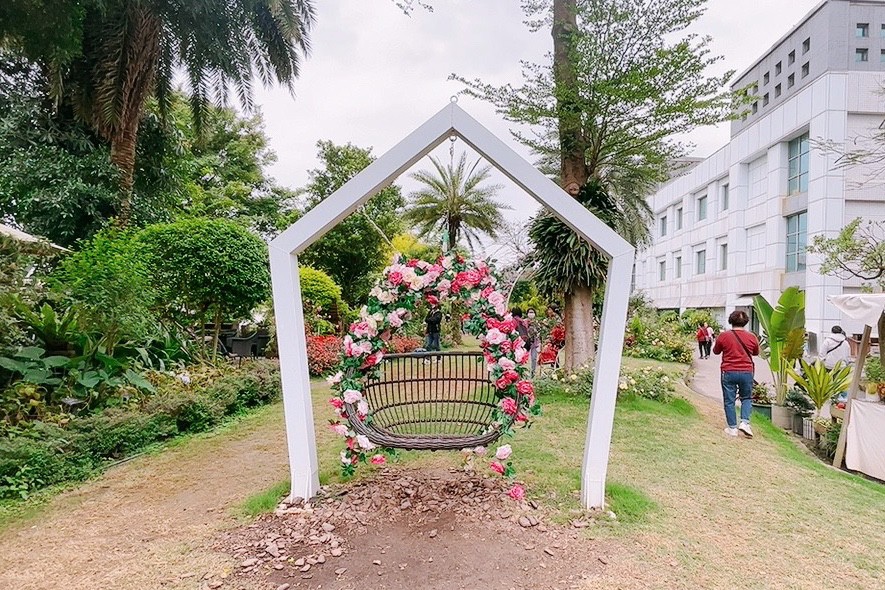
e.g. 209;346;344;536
763;72;770;85
660;215;668;237
676;207;683;230
857;23;869;38
788;134;810;194
785;212;807;272
697;195;708;221
775;61;782;75
762;93;769;106
675;255;682;279
721;184;730;211
695;249;706;275
802;38;810;53
880;49;885;63
787;73;795;88
856;48;869;62
775;83;782;97
788;50;796;65
719;243;728;271
752;102;758;114
659;260;666;282
881;24;885;37
801;62;810;78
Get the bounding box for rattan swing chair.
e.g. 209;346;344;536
343;350;504;451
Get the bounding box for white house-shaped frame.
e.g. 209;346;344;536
269;102;634;509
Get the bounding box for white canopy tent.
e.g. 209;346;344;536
827;294;885;475
268;102;635;509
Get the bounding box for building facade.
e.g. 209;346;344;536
635;0;885;348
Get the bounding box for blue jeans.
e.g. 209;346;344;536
721;371;753;428
425;332;440;351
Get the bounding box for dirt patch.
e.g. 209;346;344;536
218;468;610;590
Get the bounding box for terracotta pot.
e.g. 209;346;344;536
771;404;795;429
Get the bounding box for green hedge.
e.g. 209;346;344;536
0;360;281;499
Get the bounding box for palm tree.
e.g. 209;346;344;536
61;0;316;224
405;152;509;252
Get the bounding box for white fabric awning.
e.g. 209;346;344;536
827;294;885;327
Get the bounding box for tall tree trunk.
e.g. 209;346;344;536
553;0;594;369
564;284;595;369
92;4;162;227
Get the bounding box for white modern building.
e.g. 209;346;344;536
635;0;885;349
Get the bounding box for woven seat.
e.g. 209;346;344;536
344;351;502;450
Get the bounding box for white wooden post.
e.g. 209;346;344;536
581;252;633;508
269;245;320;501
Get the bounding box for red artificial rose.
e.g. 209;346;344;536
330;397;344;409
388;271;404;285
498;340;512;353
425;293;440;306
515;380;534;396
503;369;519;384
406;259;419;267
495;376;511;390
490;461;505;475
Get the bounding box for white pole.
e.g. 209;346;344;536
581;251;633;509
269;246;320;501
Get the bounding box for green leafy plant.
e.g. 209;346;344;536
863;356;885;384
785;386;815;417
754;287;806;405
9;301;81;354
752;382;773;405
0;346;69;388
786;360;852;418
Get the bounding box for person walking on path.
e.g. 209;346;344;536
820;325;851;370
712;310;759;438
696;323;710;359
424;303;443;353
525;308;540;376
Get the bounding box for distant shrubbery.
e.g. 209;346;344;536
534;363;679;404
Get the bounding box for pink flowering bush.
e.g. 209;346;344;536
325;254;541;479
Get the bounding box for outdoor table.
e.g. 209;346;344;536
844;399;885;481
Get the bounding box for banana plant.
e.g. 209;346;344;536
753;287;806;405
787;359;852;418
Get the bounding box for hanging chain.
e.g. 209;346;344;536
449;134;456;167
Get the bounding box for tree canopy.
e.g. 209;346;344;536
298;141;404;305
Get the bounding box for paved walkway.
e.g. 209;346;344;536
688;349;772;402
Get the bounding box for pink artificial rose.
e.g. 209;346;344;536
326;371;343;385
370;454;386;465
329;397;344;409
481;286;493;298
387;311;404;328
515;380;534;397
498;340;513;354
501;397;519;416
343;389;362;404
490;461;505;475
487;291;505;308
495;376;512;390
508;484;526;501
495;444;512;460
351;321;375;339
514;346;529;364
357;399;369;416
498;358;516;371
388;270;404;285
485;328;507;345
425;293;440;306
474;446;487;456
329;423;349;437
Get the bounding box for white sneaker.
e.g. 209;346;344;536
724;427;738;437
738;422;753;438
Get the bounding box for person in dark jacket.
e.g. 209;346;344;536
424;304;443;352
712;310;760;438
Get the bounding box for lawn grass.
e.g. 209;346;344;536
239;479;291;517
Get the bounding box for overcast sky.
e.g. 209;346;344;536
253;0;823;249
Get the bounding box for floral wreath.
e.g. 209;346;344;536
326;253;541;496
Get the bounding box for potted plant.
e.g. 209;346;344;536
785;386;815;434
862;356;885;402
787;360;852;438
751;382;773;420
754;287;806;429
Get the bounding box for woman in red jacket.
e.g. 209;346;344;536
712;310;759;438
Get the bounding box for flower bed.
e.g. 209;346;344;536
306;335;340;376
